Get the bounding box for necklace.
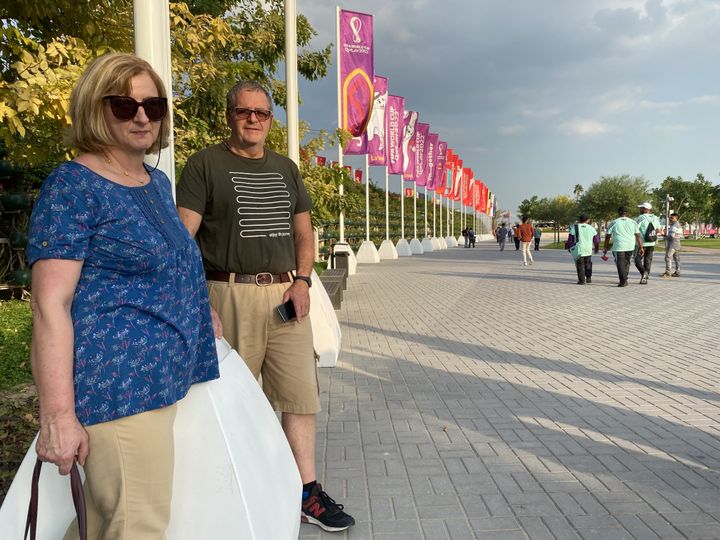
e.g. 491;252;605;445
103;152;148;185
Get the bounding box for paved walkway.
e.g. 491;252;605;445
301;242;720;540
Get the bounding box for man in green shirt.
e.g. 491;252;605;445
634;202;662;284
603;207;644;287
570;214;597;284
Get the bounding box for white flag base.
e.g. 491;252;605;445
310;269;341;368
332;242;357;275
395;238;413;256
409;238;424;254
356;240;380;263
378;239;398;259
431;237;443;250
0;339;301;540
421;237;434;252
437;237;448;250
445;235;458;247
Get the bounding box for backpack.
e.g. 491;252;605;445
644;222;657;242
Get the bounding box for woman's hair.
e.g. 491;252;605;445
66;53;170;154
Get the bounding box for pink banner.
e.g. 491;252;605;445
339;9;374;155
386;95;404;174
434;141;448;193
402;110;418;182
414;122;429;186
367;75;388;165
451;158;463;201
425;133;439;189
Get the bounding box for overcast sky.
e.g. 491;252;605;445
290;0;720;215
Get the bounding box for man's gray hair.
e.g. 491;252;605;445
226;81;273;112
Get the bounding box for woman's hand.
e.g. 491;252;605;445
36;411;89;475
211;307;223;339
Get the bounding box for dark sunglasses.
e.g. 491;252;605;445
232;107;272;121
103;96;168;122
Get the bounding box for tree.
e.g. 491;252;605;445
517;195;539;219
0;1;334;175
573;184;584;200
578;175;649;223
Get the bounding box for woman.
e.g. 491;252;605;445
26;53;219;539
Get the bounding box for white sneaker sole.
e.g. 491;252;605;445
301;514;353;532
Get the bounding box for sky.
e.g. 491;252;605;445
288;0;720;215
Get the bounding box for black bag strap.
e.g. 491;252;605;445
25;458;87;540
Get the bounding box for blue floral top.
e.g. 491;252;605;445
27;161;219;426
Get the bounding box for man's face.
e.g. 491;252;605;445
670;215;679;223
227;90;273;148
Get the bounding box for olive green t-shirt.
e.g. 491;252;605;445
177;144;312;274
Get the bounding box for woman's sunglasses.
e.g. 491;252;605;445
103;96;168;122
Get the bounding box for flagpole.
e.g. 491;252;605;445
424;187;428;238
401;182;405;239
432;192;436;238
413;187;418;240
335;6;345;245
384;168;389;240
365;154;370;242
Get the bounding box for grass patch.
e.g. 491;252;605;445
0;300;33;391
0;383;38;500
680;237;720;249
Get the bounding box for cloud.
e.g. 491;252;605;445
593;0;667;37
559;118;613;136
498;125;526;136
521;106;561;119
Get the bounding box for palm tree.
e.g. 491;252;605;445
573;184;584;201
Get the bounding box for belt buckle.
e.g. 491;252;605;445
255;272;274;286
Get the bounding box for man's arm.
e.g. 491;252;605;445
177;207;203;238
283;211;314;322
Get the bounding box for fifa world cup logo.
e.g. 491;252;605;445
350;17;362;43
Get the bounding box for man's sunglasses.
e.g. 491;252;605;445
232;107;272;122
103;96;168;122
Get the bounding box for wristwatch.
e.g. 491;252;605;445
294;274;312;287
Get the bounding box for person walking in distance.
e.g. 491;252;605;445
533;224;542;251
603;206;644;287
518;216;535;266
634;202;662;284
177;80;355;532
496;223;508;251
660;212;682;277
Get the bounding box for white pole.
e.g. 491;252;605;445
133;0;175;193
284;0;299;165
401;182;405;239
423;187;428;237
432;192;436;238
384;168;390;240
365;154;370;242
413;186;418;239
335;6;345;243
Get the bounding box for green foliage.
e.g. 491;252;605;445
0;300;33;390
578;175;649;222
518;195;539;218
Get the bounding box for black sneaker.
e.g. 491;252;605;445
586;278;592;284
301;483;355;532
671;272;680;277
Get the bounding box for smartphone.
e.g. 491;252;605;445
276;300;296;322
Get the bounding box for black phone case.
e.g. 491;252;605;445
277;301;296;322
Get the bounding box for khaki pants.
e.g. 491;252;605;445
64;405;177;540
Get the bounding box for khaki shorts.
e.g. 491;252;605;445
208;278;320;414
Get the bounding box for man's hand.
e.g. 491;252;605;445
282;281;310;322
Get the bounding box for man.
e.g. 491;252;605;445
461;227;469;248
467;226;475;247
518;216;534;266
533;224;542;251
661;212;682;277
603;206;644;287
497;223;508;251
634;202;662;284
176;81;354;532
570;214;597;284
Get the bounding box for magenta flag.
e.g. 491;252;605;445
339;9;374;155
434;141;448;193
425;133;439;189
367;76;388;165
414;122;429;186
402;110;418;182
386;95;404;174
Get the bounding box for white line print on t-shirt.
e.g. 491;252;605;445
231;172;292;238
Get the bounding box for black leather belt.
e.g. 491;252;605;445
205;271;292;286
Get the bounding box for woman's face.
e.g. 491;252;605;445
103;72;162;155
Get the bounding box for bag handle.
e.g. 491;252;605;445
24;458;87;540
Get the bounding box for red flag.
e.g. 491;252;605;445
404;187;414;197
316;156;327;167
461;167;473;205
354;169;363;183
474;180;483;211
